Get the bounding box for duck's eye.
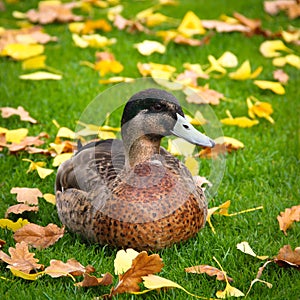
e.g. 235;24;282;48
152;103;163;111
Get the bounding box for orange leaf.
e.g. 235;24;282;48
10;187;43;205
0;106;37;123
14;223;65;249
0;241;43;273
75;272;113;287
274;245;300;269
111;251;164;296
185;264;233;282
277;205;300;235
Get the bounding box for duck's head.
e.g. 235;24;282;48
121;88;215;148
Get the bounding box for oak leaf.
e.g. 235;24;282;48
14;223;65;249
75;272;113;287
0;241;43;273
0;106;37;123
10;187;42;205
277;205;300;235
111;251;164;296
274;245;300;269
185;264;233;282
5;204;39;218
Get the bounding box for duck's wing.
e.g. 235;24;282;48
55;139;125;193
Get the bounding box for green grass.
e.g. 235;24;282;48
0;0;299;299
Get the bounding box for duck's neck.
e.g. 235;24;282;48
124;135;161;168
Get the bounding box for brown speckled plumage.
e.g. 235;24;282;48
56;89;214;250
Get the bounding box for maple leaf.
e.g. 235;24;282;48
0;106;37;123
111;251;164;296
274;245;300;269
185;264;233;282
14;223;65;249
10;187;42;205
277;205;300;235
5;204;39;218
75;273;113;287
45;258;88;278
273;69;289;83
0;241;43;273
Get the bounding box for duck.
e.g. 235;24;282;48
55;88;215;251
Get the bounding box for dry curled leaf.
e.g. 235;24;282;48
0;106;37;123
264;0;300;19
111;251;164;296
14;223;64;249
45;259;88;278
274;245;300;269
185;264;233;282
277;205;300;235
75;272;113;287
0;241;43;273
5;204;39;218
10;187;43;205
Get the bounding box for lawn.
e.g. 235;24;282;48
0;0;299;299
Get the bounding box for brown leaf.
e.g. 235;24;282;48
0;239;6;248
185;264;233;282
201;19;250;33
264;0;300;19
274;245;300;269
14;223;65;249
0;106;37;123
111;251;164;296
45;258;87;278
273;69;289;84
0;241;43;273
233;12;261;31
25;2;82;24
185;86;224;105
5;204;39;218
277;205;300;235
75;272;113;287
10;187;43;205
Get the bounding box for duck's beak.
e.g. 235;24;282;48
171;113;215;148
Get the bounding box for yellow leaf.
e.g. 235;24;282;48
22;55;46;70
254;80;285;95
178;11;206;36
98;130;116;140
22;159;54;179
134;40;166;56
82;34;116;48
145;13;172;27
281;30;300;43
185;156;199;176
214;136;245;148
95;59;124;76
99;76;134;84
52;153;73;167
229;60;262;80
221;116;259;128
19;71;62;80
56;127;76;139
5;128;28;143
43;193;56;205
285;54;300;68
183;63;207;77
247;97;274;123
236;241;268;260
114;249;139;275
0;218;30;232
167;138;196;156
217;51;238;68
72;33;89;48
1;43;44;60
137;62;176;77
185;110;207;126
259;40;292;57
205;55;227;75
9;267;45;280
68;22;85;33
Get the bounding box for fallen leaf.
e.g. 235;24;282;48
75;272;113;287
19;71;62;80
167;138;196;156
229;60;263;80
273;69;289;83
0;106;37;123
81;19;112;34
221;110;259;128
185;264;233;282
1;43;44;60
185;85;224;105
10;187;42;205
259;40;292;57
217;51;238;68
114;248;140;275
72;33;116;48
205;55;227;75
5;204;39;218
14;223;65;249
274;245;300;269
111;251;164;296
236;241;268;260
184;156;199;176
134;40;166;56
9;267;44;281
22;55;46;70
201;19;250;33
193;176;212;191
5;128;28;143
0;218;30;232
0;239;5;248
273;54;300;69
247;96;274;124
22;158;54;179
137;62;176;77
254;80;285;94
264;0;300;19
277;205;300;235
52;153;73;167
99;76;134;84
43;193;56;205
56;127;77;139
233;12;261;31
177;11;206;36
0;241;43;273
45;259;87;278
